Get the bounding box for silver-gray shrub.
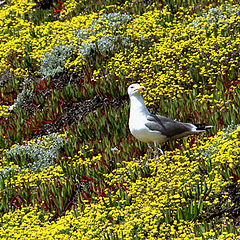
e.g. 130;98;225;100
80;35;130;60
97;35;119;55
40;44;77;78
12;89;32;108
39;12;132;76
75;12;132;40
80;41;96;60
91;12;132;33
199;122;239;160
192;4;240;29
75;12;132;60
0;167;20;183
9;78;33;110
5;133;66;173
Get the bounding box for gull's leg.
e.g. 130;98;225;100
153;142;159;161
147;143;153;151
153;151;157;160
158;147;164;156
147;143;153;160
154;142;164;160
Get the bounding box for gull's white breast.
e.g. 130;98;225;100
129;116;167;144
128;92;168;144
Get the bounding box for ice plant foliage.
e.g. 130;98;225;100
0;0;240;239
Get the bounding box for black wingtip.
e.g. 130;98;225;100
195;124;213;130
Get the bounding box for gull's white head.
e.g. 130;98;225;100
127;83;145;97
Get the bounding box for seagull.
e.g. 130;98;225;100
128;83;212;158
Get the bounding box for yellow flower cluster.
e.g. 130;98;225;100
0;133;67;186
0;127;239;239
101;5;240;107
59;0;80;20
0;0;97;76
69;152;102;167
0;138;104;193
0;105;12;117
1;165;65;190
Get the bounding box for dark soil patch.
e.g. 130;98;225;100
19;69;87;117
226;183;240;224
0;69;13;87
206;183;240;225
35;94;128;136
0;67;129;145
18;69;128;137
33;0;54;9
50;70;84;90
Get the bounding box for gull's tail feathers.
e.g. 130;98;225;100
194;124;213;131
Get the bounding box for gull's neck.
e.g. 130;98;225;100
130;94;150;119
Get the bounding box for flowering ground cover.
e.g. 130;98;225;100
0;0;240;239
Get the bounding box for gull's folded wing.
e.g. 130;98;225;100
145;114;193;138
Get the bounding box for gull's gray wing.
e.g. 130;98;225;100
145;114;193;138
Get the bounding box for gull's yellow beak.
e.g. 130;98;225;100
137;86;145;91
